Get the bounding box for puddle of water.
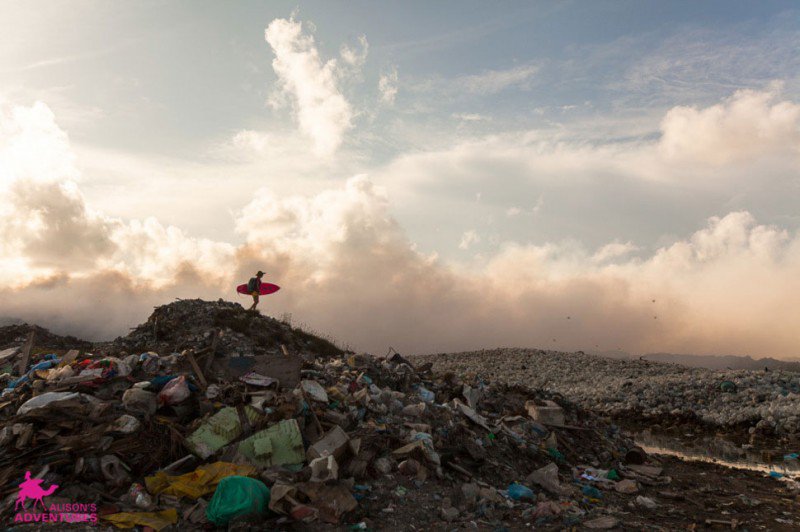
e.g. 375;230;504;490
632;430;800;477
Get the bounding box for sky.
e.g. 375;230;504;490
1;1;799;358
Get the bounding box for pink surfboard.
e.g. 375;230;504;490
237;283;281;296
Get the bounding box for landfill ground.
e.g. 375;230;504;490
412;348;800;445
0;300;798;530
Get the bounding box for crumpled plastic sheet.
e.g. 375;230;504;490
102;508;178;530
145;461;256;500
16;391;100;415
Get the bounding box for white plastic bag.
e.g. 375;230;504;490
158;375;191;405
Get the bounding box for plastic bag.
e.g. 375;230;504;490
418;386;435;403
29;358;60;372
102;508;177;531
300;380;328;403
146;462;256;500
205;475;270;525
158;375;190;405
507;482;535;501
139;352;160;375
122;388;157;416
17;392;99;415
47;365;74;382
107;414;142;434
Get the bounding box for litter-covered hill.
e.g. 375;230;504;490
0;301;796;530
412;348;800;440
100;298;344;360
642;352;800;372
0;324;93;353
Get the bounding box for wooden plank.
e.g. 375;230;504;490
16;331;35;376
203;329;220;374
280;344;290;357
185;351;207;390
298;387;324;437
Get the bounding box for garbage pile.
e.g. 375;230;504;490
414;348;800;438
100;298;343;360
1;300;686;530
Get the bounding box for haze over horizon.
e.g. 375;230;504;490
1;1;799;358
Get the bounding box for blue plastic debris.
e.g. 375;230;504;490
582;485;602;498
507;483;535;501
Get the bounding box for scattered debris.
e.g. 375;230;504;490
0;299;796;529
415;347;800;437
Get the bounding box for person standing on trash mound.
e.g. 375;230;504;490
247;270;265;311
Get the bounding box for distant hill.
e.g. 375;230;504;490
641;352;800;372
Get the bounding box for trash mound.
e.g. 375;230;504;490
0;324;93;353
412;348;800;439
0;302;688;530
102;298;344;360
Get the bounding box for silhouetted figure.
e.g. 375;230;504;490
247;271;265;311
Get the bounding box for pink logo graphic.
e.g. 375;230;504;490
11;471;97;525
15;471;58;511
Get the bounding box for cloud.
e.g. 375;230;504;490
106;218;235;288
658;83;800;165
0;101;78;185
380;86;800;197
0;101;234;290
3;92;800;360
505;197;542;218
0;101;108;285
378;66;398;105
458;230;480;250
452;113;490;122
340;35;369;68
264;16;355;156
591;241;638;263
620;22;800;101
411;63;539;99
228;129;272;153
456;64;539;94
4;121;800;359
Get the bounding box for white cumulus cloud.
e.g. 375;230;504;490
265;16;355;156
659;83;800;166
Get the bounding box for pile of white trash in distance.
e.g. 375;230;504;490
412;348;800;436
